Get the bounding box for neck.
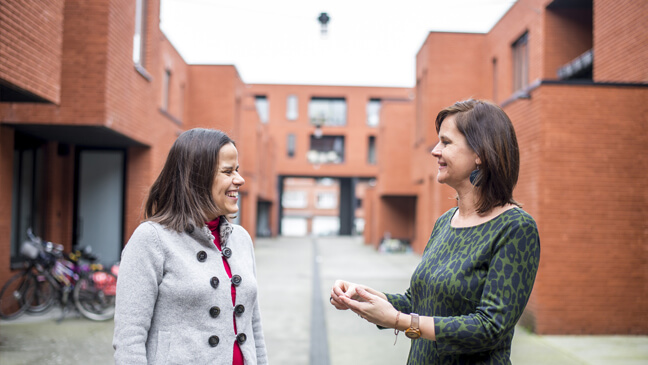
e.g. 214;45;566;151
455;184;480;218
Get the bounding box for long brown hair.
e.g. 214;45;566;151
435;99;520;214
145;128;234;231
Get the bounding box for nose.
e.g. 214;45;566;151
233;172;245;186
430;142;442;157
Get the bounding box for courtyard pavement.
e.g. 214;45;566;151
0;235;646;364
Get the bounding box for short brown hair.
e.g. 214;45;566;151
435;99;520;213
145;128;234;231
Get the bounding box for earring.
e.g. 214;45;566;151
469;168;480;186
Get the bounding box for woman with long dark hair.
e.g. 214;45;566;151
113;128;267;365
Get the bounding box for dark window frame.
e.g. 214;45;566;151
512;32;529;92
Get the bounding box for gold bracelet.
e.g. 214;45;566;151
393;311;401;345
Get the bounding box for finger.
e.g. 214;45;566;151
334;280;349;291
330;290;349;310
356;287;376;301
338;294;363;312
330;295;345;308
332;287;346;301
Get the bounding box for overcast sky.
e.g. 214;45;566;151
160;0;516;87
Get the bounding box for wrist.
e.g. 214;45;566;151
396;314;410;331
404;313;421;339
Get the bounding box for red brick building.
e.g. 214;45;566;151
1;0;645;336
0;0;275;284
366;0;647;334
246;84;412;236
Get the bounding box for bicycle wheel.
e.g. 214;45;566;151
26;272;56;314
73;271;116;321
0;272;36;320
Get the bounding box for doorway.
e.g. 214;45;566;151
74;149;125;266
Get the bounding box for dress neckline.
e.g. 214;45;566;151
449;206;520;230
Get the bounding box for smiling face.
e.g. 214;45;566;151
211;142;245;219
430;114;480;189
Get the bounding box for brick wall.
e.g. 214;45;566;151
187;66;241;134
0;0;64;103
530;84;647;334
376;100;416;196
247;84;411;178
370;99;418;247
43;142;75;251
594;0;648;82
406;0;648;334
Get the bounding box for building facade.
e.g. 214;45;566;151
246;84;412;236
1;0;645;335
0;0;276;285
365;0;647;334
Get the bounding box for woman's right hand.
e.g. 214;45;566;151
330;280;369;310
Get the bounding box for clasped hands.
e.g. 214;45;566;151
329;279;398;329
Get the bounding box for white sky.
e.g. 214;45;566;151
160;0;517;87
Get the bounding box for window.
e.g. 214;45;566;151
512;32;529;91
557;49;593;80
11;134;46;265
162;69;171;110
368;136;376;164
282;190;308;208
316;192;337;209
281;217;308;236
308;97;346;126
307;135;345;164
255;96;269;123
312;216;340;236
133;0;147;65
286;94;298;120
316;177;335;186
366;99;381;127
287;134;295;158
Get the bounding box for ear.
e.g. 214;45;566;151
475;155;482;166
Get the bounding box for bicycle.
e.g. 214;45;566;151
0;230;118;321
0;229;60;319
67;248;118;321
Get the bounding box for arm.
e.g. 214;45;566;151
384;288;413;315
340;220;539;349
113;223;165;365
251;297;268;364
242;226;268;364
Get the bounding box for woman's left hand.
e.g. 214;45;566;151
337;287;398;328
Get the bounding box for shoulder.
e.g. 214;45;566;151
230;223;253;245
436;207;458;227
495;208;540;250
125;221;180;253
128;221;160;244
441;207;458;219
503;207;537;229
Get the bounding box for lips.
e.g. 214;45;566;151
226;190;238;198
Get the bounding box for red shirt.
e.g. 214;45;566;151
207;218;244;365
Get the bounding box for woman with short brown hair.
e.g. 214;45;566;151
331;99;540;364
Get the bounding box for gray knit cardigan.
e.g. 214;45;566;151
113;218;268;365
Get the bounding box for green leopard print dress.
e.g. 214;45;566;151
385;207;540;364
